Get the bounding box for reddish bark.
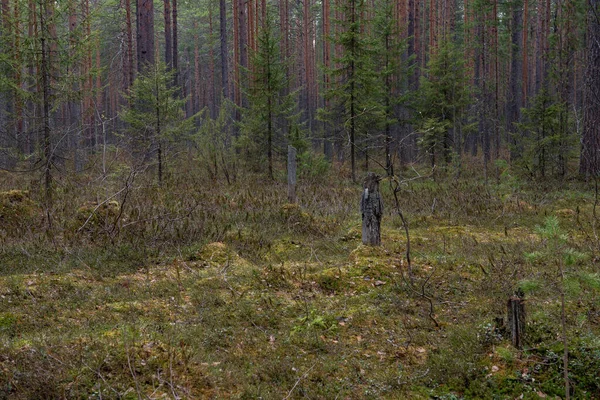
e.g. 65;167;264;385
136;0;155;71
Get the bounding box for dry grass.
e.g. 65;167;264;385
1;158;599;399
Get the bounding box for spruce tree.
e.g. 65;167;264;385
417;40;471;168
373;0;409;175
121;62;191;185
238;5;299;180
320;0;381;182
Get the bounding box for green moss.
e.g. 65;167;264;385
279;203;330;235
313;267;344;293
0;190;39;236
71;200;119;239
197;241;231;266
349;244;387;262
0;312;17;336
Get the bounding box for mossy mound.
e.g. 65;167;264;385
280;203;324;234
190;241;250;269
72;200;120;238
349;244;388;262
311;267;346;293
197;242;231;266
0;190;39;236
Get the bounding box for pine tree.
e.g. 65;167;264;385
579;0;600;177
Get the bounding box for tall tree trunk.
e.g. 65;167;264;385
26;0;37;156
69;0;83;172
124;0;134;89
0;0;12;166
13;0;23;148
136;0;155;71
172;0;179;87
522;0;528;105
350;0;356;183
208;3;216;117
164;0;172;69
194;20;201;115
303;0;310;126
492;0;500;161
323;0;332;159
40;0;52;204
238;0;247;106
579;0;600;177
220;0;229;100
95;37;102;149
508;0;523;159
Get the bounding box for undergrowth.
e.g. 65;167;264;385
0;157;599;399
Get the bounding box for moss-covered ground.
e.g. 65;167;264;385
1;164;599;399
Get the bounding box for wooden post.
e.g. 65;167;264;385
361;172;383;246
287;145;297;203
507;290;526;349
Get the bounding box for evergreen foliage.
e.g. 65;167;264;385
417;40;471;167
238;5;301;179
319;0;382;181
515;89;576;178
372;0;411;175
121;62;191;184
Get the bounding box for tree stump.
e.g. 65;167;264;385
287;145;297;203
361;172;383;246
507;290;526;349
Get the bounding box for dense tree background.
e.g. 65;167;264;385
0;0;596;182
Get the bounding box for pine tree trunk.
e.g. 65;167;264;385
208;4;216;117
580;0;600;177
194;20;201;115
123;0;133;88
220;0;229;100
69;0;83;172
40;0;52;204
350;0;356;183
522;0;528;105
323;0;332;159
136;0;155;71
238;0;247;106
508;0;522;147
0;0;12;167
164;0;172;68
172;0;178;87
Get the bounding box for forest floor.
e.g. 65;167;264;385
1;162;600;399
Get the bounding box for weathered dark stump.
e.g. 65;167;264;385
361;172;383;246
507;290;526;349
288;145;297;203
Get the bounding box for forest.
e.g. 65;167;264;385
1;0;600;398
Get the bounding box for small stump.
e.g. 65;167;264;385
507;290;526;349
360;172;383;246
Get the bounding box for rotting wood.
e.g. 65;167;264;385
361;172;383;246
507;290;525;349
